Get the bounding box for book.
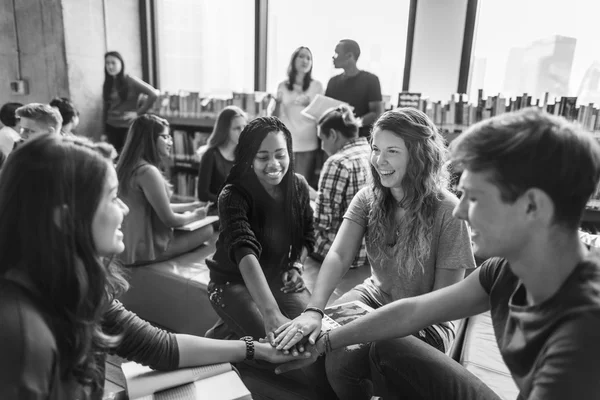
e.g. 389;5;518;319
301;94;352;121
175;215;219;232
121;361;252;400
321;300;374;331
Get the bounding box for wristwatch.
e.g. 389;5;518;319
291;261;304;275
239;336;255;360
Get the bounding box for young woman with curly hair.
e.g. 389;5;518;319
274;108;476;399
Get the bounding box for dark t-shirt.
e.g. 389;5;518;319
325;70;382;137
207;173;315;284
479;257;600;399
197;147;235;204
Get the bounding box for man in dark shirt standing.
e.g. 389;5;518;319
275;108;600;399
325;39;384;137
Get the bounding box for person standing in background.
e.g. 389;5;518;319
326;39;384;138
0;102;23;157
273;46;324;188
50;97;80;136
103;51;159;154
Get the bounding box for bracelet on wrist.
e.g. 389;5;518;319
303;306;325;318
291;261;304;275
239;336;255;360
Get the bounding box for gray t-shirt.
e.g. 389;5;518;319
344;187;475;304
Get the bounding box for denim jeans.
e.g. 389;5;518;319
324;284;465;400
207;268;337;399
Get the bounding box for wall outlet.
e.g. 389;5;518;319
9;79;28;95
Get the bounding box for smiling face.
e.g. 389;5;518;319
92;165;129;257
105;55;123;76
253;131;290;190
294;48;313;74
229;116;247;145
453;169;528;260
156;126;173;158
370;128;409;190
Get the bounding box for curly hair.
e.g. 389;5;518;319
0;134;128;391
368;108;449;275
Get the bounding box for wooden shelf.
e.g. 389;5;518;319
162;116;216;128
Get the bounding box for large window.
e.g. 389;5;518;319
469;0;600;106
156;0;255;94
267;0;411;104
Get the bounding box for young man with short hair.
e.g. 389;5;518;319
325;39;383;138
277;108;600;399
16;103;62;140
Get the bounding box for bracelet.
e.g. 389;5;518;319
291;261;304;275
316;331;332;356
239;336;255;360
302;306;325;318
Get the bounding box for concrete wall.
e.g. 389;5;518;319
409;0;468;102
0;0;142;139
0;0;69;105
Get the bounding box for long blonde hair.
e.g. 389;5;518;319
367;108;449;274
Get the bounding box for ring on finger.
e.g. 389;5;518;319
297;329;304;336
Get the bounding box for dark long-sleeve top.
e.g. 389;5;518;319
197;147;235;203
0;275;179;400
207;172;315;284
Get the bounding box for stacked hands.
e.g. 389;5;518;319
256;307;326;375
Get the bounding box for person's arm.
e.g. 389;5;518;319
104;300;308;370
129;75;159;114
359;75;384;126
137;165;205;227
275;269;490;373
171;201;205;213
526;313;600;399
196;148;218;203
272;82;285;118
313;160;347;259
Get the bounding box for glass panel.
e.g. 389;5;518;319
156;0;255;94
469;0;600;106
267;0;411;104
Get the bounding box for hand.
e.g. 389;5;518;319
264;311;292;347
254;339;313;364
281;269;305;293
273;310;323;351
123;111;138;121
274;340;322;375
193;205;208;219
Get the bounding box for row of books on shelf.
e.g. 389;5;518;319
172;172;198;200
151;91;273;120
172;130;208;164
398;90;600;134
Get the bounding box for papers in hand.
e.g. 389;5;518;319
175;215;219;231
301;94;352;121
122;361;251;400
321;300;374;331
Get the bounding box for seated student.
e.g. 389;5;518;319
275;108;475;400
0;134;308;400
311;105;371;268
206;117;334;398
197;106;247;209
276;108;600;399
15;102;62;140
50;97;80;136
116;114;212;265
0;102;23;157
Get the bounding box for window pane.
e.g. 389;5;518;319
469;0;600;106
267;0;410;104
156;0;255;94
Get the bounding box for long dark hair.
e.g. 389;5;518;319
103;51;128;102
117;114;170;196
0;134;128;389
286;46;313;92
224;117;304;261
207;106;247;149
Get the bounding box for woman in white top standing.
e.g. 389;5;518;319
274;46;324;188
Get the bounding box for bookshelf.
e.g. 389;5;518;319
150;91;272;201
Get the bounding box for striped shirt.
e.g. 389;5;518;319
313;137;371;268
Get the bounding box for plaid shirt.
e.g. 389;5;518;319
313;137;371;268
